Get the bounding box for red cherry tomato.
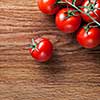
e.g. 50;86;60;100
37;0;60;15
77;26;100;48
81;0;100;22
55;8;81;33
29;38;53;62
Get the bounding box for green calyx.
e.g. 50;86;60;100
81;0;97;13
84;25;90;33
30;45;36;49
84;22;98;33
68;10;75;17
87;3;95;12
29;39;37;52
65;10;78;18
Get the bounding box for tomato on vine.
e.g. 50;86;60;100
37;0;60;15
55;8;81;33
77;25;100;48
81;0;100;23
29;38;53;62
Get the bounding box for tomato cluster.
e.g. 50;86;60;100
29;0;100;62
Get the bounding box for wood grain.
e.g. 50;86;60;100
0;0;100;100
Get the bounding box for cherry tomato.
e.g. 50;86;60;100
37;0;60;15
62;0;83;6
55;8;81;33
29;38;53;62
77;26;100;48
81;0;100;22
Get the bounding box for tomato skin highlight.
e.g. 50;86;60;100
37;0;59;15
77;27;100;48
81;0;100;22
29;38;53;62
55;8;81;33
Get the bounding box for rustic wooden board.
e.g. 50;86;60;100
0;0;100;100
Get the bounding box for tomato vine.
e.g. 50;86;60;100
58;0;100;26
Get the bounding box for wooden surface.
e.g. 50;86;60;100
0;0;100;100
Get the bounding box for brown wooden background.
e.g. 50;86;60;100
0;0;100;100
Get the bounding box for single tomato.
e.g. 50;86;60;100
81;0;100;22
38;0;60;15
29;38;53;62
77;25;100;48
55;8;81;33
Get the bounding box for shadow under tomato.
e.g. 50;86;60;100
86;46;100;65
39;53;67;75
